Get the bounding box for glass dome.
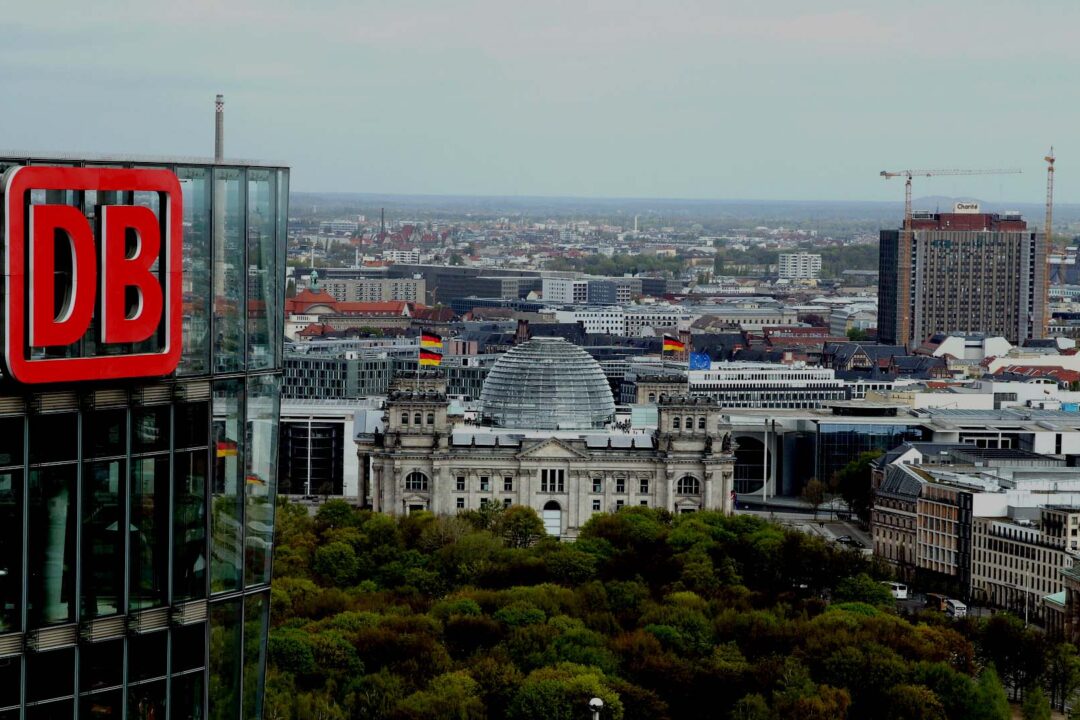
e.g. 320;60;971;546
479;337;615;430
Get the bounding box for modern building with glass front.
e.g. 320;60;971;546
0;152;288;719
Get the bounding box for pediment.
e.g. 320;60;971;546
517;437;589;460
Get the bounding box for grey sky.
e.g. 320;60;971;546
2;0;1075;202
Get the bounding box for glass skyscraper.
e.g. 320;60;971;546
0;153;288;719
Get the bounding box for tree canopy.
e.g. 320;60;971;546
265;501;1070;719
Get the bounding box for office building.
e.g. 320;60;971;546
878;206;1048;348
688;362;846;410
0;152;287;718
542;277;589;304
778;252;822;279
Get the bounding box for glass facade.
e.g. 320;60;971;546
816;422;929;483
0;154;288;719
479;337;615;430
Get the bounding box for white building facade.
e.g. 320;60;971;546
778;252;822;279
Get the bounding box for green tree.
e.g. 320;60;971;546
497;505;546;548
1045;642;1080;711
729;694;769;720
802;477;827;519
833;573;894;606
315;499;359;533
846;327;869;341
313;541;360;586
883;684;946;720
833;450;883;522
974;666;1011;720
508;663;624;720
395;671;485;720
1021;689;1052;720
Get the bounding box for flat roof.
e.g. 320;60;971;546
0;150;288;169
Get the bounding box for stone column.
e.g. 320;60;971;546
371;465;383;512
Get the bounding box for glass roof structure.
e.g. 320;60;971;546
479;337;615;430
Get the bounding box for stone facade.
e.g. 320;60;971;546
356;378;736;538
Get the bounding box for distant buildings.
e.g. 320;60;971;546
878;206;1048;348
778;252;822;279
871;445;1080;622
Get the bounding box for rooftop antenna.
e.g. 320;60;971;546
214;94;224;161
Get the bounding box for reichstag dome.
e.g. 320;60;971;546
479;337;616;429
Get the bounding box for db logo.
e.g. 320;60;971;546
2;166;182;383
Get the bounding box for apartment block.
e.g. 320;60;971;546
778;252;822;279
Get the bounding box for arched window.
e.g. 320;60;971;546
648;393;656;402
697;417;706;430
684;417;693;431
413;413;422;425
405;471;429;491
673;417;681;430
426;413;435;425
676;476;700;495
401;413;409;425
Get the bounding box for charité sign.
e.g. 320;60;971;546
2;166;182;383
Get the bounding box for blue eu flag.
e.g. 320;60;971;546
689;352;711;370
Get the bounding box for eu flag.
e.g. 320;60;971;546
689;352;711;370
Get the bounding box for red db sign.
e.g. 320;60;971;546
3;166;182;383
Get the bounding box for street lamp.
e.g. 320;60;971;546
589;697;604;720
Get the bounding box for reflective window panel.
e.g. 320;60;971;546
177;166;213;375
212;168;245;372
245;375;279;587
27;464;77;627
211;380;245;593
242;592;268;719
130;456;170;610
247;170;278;371
208;599;242;719
0;469;21;633
81;459;125;619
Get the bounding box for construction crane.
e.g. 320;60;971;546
880;168;1023;231
1045;148;1056;245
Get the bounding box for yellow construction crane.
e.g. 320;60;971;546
880;167;1023;231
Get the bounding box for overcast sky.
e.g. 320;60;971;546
2;1;1075;202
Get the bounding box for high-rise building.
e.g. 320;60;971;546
778;252;822;279
878;205;1047;348
0;153;288;719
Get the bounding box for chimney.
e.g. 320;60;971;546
214;94;225;162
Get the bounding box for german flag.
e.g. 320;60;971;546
420;331;443;349
662;334;686;352
245;473;266;486
216;439;238;458
419;349;443;366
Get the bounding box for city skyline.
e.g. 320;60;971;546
3;1;1077;201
